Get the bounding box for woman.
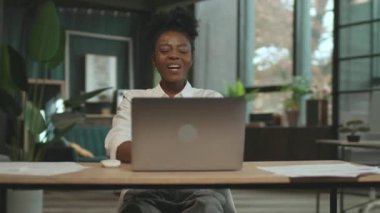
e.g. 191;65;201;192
105;7;231;213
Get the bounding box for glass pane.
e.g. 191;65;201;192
252;91;288;115
340;0;371;25
339;92;370;124
374;21;380;54
340;25;371;58
339;58;371;91
325;0;334;11
374;0;380;19
310;0;333;99
372;56;380;88
253;0;294;86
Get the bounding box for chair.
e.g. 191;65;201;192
117;189;236;213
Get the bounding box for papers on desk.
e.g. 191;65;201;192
258;163;380;178
0;162;87;176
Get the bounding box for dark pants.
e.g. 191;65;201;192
119;189;226;213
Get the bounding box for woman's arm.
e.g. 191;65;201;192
116;141;132;163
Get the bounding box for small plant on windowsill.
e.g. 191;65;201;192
225;80;258;101
281;76;311;126
339;120;370;142
225;80;258;123
282;76;311;111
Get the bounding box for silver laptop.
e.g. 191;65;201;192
131;98;246;171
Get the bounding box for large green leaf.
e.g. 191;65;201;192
226;81;246;97
0;88;22;116
64;87;112;109
45;27;65;70
8;46;28;92
24;101;46;138
28;0;60;62
51;112;85;130
0;46;15;94
53;123;77;141
235;81;245;96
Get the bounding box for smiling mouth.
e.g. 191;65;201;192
167;64;181;72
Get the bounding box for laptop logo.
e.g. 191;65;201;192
178;124;198;143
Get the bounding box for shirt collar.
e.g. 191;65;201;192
152;81;193;98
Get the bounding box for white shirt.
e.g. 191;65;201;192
104;82;223;159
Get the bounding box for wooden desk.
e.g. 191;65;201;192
1;161;380;213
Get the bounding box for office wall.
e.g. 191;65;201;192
2;5;152;95
62;9;134;90
193;0;238;94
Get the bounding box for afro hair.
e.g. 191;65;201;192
146;7;198;52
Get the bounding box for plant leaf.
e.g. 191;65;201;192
45;27;65;70
51;112;85;130
28;0;60;62
24;100;46;138
64;87;112;109
235;81;245;97
53;123;77;140
8;46;28;92
0;88;22;116
347;120;363;125
225;81;247;97
358;126;370;132
245;90;258;101
0;46;16;94
227;85;235;97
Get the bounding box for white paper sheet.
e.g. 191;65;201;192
258;163;380;178
0;162;87;176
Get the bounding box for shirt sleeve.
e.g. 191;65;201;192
104;92;132;159
205;89;224;98
213;91;223;98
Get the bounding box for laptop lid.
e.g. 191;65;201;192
131;98;246;171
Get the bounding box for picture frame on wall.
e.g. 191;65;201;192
85;54;117;102
65;30;134;100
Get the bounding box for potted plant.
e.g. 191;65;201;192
0;1;111;212
282;76;311;126
339;120;370;142
225;80;257;101
225;80;258;123
0;1;62;212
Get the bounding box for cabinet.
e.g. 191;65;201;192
244;126;337;161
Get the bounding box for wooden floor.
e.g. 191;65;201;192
43;189;380;213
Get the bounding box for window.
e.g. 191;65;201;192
310;0;334;98
336;0;380;125
252;0;294;114
253;0;294;87
250;0;334;122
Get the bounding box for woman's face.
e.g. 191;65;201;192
153;31;192;85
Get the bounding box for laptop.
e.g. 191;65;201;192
131;97;246;171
